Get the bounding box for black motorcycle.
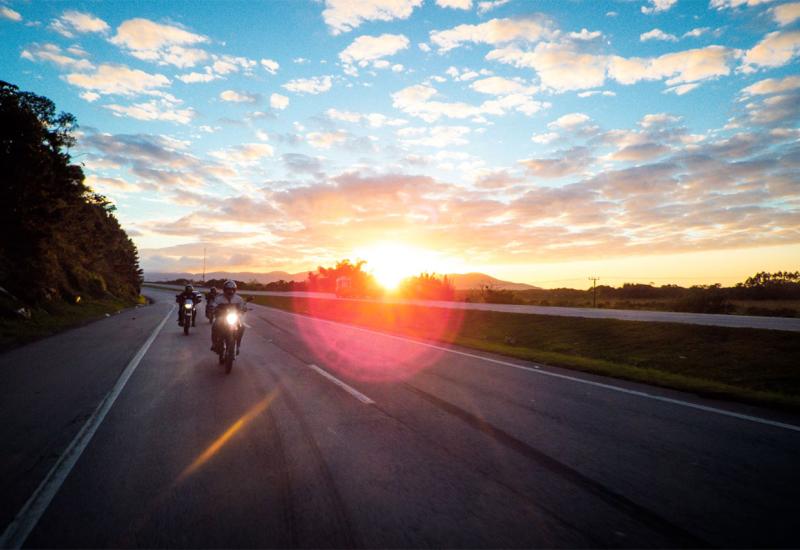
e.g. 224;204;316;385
214;303;241;373
180;297;197;335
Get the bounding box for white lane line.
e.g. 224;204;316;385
307;363;375;405
0;305;175;549
255;305;800;433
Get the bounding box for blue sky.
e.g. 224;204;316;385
1;0;798;286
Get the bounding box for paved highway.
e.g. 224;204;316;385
2;289;800;547
144;283;800;332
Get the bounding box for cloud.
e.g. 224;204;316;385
21;42;94;70
520;146;594;178
398;125;471;147
392;82;547;122
177;69;218;83
577;90;615;97
105;99;196;124
339;33;409;69
211;54;256;75
0;6;22;21
531;132;558;144
548;112;591;130
477;0;510;14
640;28;678;42
65;63;170;96
641;0;677;14
111;18;209;67
487;42;607;92
50;10;109;37
210;142;274;164
220;90;260;103
772;2;800;25
430;16;557;52
710;0;775;9
257;59;278;76
306;130;349;149
683;27;711;38
470;76;527;94
282;75;333;94
741;31;800;72
270;93;290;110
569;28;603;41
608;45;735;86
322;0;422;34
665;83;700;95
85;175;141;193
436;0;472;9
326;108;407;127
742;75;800;96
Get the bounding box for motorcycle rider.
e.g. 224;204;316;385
205;286;219;321
210;280;246;353
175;284;202;326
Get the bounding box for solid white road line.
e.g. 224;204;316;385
256;305;800;434
0;305;175;549
307;363;375;405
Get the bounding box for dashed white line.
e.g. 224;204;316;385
307;363;375;405
255;304;800;433
0;305;175;549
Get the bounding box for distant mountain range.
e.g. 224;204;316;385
143;270;537;290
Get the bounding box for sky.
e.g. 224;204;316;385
1;0;798;288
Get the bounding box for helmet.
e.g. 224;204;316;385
223;280;237;295
209;287;217;295
185;284;194;293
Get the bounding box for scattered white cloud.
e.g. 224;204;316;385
65;63;170;96
322;0;423;34
21;42;94;70
710;0;774;9
430;16;556;52
270;93;290;110
641;0;678;14
531;132;558;144
436;0;472;9
577;90;616;97
741;31;800;72
220;90;259;103
261;58;280;74
0;6;22;21
470;76;528;95
105;99;196;124
477;0;510;15
641;28;678;42
664;82;700;95
306;130;349;149
398;125;471;148
110;18;209;68
282;75;333;94
210;142;274;164
741;75;800;96
80;91;100;102
548;112;591;130
683;27;710;38
772;2;800;25
177;69;218;83
339;33;409;70
50;10;109;37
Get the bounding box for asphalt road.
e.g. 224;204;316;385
144;283;800;332
2;289;800;548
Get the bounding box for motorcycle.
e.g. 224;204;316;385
180;297;197;335
205;301;215;324
213;297;252;374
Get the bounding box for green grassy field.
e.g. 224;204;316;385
248;294;800;412
0;296;142;352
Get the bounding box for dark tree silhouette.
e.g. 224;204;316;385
0;81;142;305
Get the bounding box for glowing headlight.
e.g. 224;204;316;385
225;312;238;325
184;303;192;309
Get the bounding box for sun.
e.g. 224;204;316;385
356;243;439;290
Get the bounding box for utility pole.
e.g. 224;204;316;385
202;247;206;285
589;276;599;308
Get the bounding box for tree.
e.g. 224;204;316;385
0;81;142;305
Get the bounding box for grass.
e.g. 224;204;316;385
248;294;800;413
0;296;139;352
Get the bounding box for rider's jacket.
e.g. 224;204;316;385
176;290;201;303
211;293;246;312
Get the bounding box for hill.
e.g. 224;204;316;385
445;273;537;291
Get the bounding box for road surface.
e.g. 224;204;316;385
144;283;800;332
2;289;799;547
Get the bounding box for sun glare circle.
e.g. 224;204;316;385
357;243;438;290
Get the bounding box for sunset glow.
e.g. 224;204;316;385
2;1;797;285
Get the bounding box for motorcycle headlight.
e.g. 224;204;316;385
184;303;192;309
225;312;238;325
